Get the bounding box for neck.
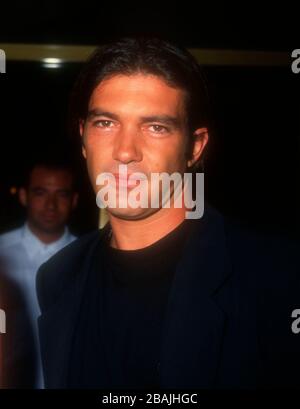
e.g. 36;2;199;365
27;221;65;245
109;206;187;250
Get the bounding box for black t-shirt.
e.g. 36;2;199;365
68;219;193;389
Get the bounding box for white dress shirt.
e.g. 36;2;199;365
0;223;76;388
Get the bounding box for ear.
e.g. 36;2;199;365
187;127;209;168
71;192;79;210
18;187;28;207
79;119;86;159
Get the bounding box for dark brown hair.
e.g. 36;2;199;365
69;36;212;170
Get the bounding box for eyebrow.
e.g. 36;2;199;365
87;109;181;128
87;109;119;121
140;115;181;128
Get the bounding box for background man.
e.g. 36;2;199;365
0;158;78;387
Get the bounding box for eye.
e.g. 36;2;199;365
32;189;46;196
149;124;168;133
58;191;71;199
94;120;114;128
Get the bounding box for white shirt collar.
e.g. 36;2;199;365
21;222;71;259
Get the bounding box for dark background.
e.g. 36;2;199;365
0;2;299;238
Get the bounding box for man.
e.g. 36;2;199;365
37;37;300;389
0;159;78;387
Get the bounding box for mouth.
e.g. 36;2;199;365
111;173;148;188
43;213;58;221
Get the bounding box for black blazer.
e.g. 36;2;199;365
36;206;300;389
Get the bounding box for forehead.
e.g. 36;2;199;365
29;167;73;187
88;73;186;116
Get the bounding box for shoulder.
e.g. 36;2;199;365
0;226;23;250
201;205;300;298
65;229;77;244
222;214;300;346
224;216;300;285
193;204;299;279
36;228;107;312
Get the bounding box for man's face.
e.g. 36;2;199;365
20;167;77;234
81;73;207;220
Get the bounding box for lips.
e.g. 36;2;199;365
112;173;147;188
44;212;57;218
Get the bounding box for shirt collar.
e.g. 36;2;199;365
21;222;71;259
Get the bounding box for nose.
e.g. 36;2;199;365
112;126;142;164
45;194;57;211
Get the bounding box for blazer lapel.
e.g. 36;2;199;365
159;207;233;388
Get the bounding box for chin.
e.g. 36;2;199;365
107;206;159;221
39;222;64;234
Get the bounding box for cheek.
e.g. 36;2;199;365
29;197;45;211
85;138;112;172
148;142;187;173
85;130;112;154
58;203;72;216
